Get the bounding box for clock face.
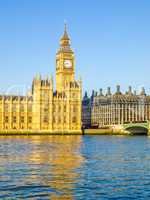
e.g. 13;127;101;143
64;60;72;68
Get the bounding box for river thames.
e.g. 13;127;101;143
0;135;150;199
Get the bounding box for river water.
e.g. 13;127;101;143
0;135;150;199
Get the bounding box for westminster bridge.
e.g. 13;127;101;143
111;121;150;135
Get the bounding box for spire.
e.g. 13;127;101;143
60;23;70;47
35;73;41;80
128;86;133;95
84;91;88;98
64;23;69;39
140;87;146;96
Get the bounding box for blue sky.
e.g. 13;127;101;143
0;0;150;95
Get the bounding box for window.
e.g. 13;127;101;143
21;116;24;123
5;116;9;123
72;116;76;123
43;116;48;123
64;105;66;112
28;117;32;123
72;93;76;98
64;117;66;123
13;116;16;123
44;107;48;112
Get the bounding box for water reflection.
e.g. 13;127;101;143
1;136;150;199
27;136;84;199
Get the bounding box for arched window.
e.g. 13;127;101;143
72;116;76;123
43;116;48;123
13;116;16;123
64;105;66;112
5;116;9;123
21;116;24;123
28;117;32;123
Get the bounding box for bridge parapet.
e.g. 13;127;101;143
123;122;149;130
111;122;150;135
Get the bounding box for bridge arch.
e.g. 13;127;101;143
125;126;148;135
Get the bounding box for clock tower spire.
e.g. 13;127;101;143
60;23;70;47
56;24;75;92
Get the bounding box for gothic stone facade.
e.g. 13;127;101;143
82;86;150;128
0;26;82;133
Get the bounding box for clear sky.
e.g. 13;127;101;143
0;0;150;95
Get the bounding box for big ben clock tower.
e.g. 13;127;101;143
56;24;75;92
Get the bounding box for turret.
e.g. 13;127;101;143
106;87;111;96
126;86;133;95
83;91;88;100
140;87;146;96
99;88;103;96
116;85;122;95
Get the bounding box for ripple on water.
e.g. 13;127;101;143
0;135;150;199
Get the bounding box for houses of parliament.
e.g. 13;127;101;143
0;25;82;133
0;25;150;135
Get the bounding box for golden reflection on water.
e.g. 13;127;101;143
27;135;84;200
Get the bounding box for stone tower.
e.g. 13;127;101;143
56;24;75;92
